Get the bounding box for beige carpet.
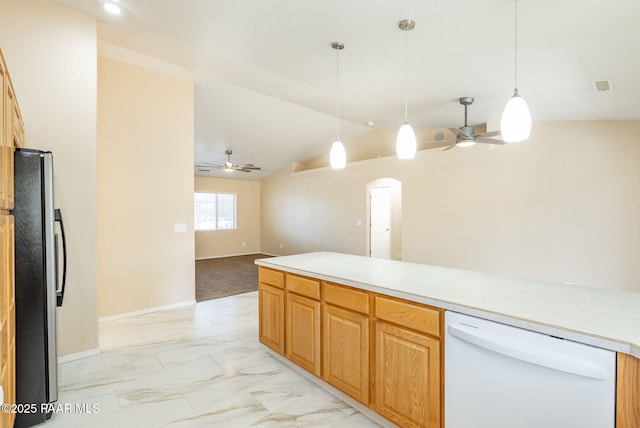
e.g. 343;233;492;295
195;253;273;302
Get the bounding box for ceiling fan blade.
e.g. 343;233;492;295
418;138;456;145
443;143;457;151
234;168;252;172
197;169;211;172
476;138;506;145
481;130;502;138
449;127;465;137
196;163;223;168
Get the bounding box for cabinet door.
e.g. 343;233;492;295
617;353;640;428
0;60;5;208
375;321;441;428
286;293;321;376
323;304;369;404
258;283;285;355
5;219;15;428
0;57;5;147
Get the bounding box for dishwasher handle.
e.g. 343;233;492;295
447;325;607;380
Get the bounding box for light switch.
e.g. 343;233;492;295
174;223;187;233
355;219;362;226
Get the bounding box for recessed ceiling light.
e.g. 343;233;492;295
367;120;375;127
103;1;122;15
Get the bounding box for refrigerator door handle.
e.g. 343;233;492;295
54;208;67;306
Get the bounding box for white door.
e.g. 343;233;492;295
369;186;391;259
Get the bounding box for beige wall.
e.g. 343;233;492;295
194;176;261;258
0;0;99;356
97;55;195;317
261;121;640;292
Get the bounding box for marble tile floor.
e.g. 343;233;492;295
38;291;381;427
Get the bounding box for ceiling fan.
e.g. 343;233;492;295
440;97;505;151
196;150;262;173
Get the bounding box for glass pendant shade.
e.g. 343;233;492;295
330;140;346;169
396;122;417;159
501;90;531;142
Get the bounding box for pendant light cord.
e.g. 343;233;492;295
514;0;518;90
404;28;408;122
336;45;340;140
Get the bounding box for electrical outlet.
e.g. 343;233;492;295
242;242;246;247
279;243;283;249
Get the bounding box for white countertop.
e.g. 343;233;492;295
256;252;640;358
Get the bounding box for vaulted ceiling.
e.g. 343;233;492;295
52;0;640;179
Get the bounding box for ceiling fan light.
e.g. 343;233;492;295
329;140;346;169
396;122;417;159
456;140;476;148
501;91;531;142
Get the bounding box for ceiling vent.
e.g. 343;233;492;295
590;78;615;92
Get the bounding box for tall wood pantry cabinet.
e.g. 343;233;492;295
1;48;24;428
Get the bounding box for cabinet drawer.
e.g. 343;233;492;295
286;274;320;300
375;296;441;337
259;267;284;289
323;282;369;314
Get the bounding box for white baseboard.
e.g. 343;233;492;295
99;300;196;322
58;347;101;364
258;252;280;257
195;252;267;261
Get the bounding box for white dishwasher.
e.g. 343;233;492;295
445;311;616;428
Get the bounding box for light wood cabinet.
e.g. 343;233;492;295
286;292;321;376
0;49;18;428
1;215;16;428
259;266;284;289
617;352;640;428
375;321;441;428
323;301;369;404
374;295;442;427
285;274;321;376
0;57;7;209
258;268;443;427
258;267;285;354
322;282;370;404
258;282;285;355
258;267;284;355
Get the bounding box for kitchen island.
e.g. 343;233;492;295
256;251;640;427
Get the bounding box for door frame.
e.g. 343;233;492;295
366;178;402;260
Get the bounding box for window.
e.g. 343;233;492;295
194;192;237;231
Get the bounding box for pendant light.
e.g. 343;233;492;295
329;42;346;169
396;19;417;160
501;0;531;142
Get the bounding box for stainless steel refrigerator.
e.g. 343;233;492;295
12;148;67;428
